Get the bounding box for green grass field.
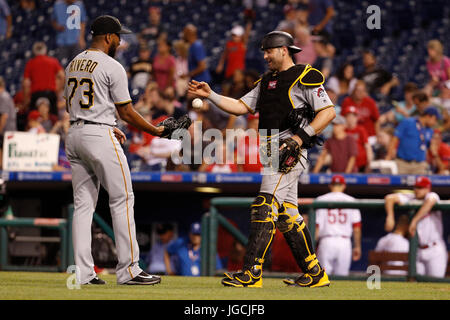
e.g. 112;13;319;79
0;272;449;300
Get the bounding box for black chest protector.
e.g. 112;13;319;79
256;64;324;132
257;65;306;132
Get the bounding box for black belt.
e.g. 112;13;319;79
70;119;103;125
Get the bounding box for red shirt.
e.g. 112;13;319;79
23;55;63;93
341;96;380;136
236;135;263;172
224;40;246;79
324;135;358;173
345;125;369;169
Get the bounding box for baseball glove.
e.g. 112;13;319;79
278;137;302;174
157;114;192;139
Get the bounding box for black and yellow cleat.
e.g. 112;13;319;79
221;266;263;288
283;265;330;288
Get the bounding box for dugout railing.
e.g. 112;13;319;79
201;197;450;283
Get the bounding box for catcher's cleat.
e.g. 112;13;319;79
221;266;263;288
283;265;330;288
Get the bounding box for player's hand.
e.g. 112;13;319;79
352;247;361;261
188;80;211;99
113;127;127;144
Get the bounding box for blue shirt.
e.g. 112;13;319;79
308;0;334;34
0;0;11;37
188;40;211;83
52;0;87;46
395;118;433;162
166;237;222;276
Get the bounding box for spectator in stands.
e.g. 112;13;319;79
425;39;450;96
128;45;153;92
199;141;238;173
139;6;167;53
326;62;357;105
374;214;410;276
372;127;394;161
152;38;176;91
164;222;223;276
307;0;335;38
52;0;88;66
384;176;448;278
313;115;358;173
173;39;189;99
22;42;65;116
343;105;373;172
35;97;58;132
26;110;45;134
385;107;440;174
145;223;175;275
216;23;251;82
182;24;211;84
315;175;362;276
19;0;35;12
151;90;186;121
293;26;317;66
0;0;12;40
136;122;182;172
237;113;263;173
412;91;432;116
276;4;298;36
359;50;399;98
341;80;380;139
311;34;334;79
133;81;159;117
379;82;418;127
427;129;450;175
0;76;16;169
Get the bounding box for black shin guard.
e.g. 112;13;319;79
243;193;277;270
279;217;320;274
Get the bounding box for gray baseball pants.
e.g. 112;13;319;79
65;122;142;284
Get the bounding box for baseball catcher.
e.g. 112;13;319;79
188;30;336;288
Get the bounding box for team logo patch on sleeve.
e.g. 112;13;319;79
268;80;277;89
317;88;324;97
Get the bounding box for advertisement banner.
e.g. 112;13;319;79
2;131;60;172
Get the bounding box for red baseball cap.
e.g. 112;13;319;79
248;112;259;121
27;110;41;121
331;175;346;185
414;176;431;188
342;105;357;116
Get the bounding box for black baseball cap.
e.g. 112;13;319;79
90;15;132;36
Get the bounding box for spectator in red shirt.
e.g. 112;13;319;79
342;105;373;172
236;113;263;173
22;42;65;116
152;38;176;91
427;130;450;174
215;22;252;80
341;80;380;138
313;115;358;173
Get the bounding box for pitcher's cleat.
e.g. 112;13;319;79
221;266;263;288
84;276;106;285
283;265;330;288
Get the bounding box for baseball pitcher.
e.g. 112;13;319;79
64;15;190;285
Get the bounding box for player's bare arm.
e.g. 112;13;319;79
408;197;437;237
116;102;164;136
352;225;362;261
384;193;401;232
188;80;248;115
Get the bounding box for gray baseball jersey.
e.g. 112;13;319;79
64;48;142;284
64;49;132;126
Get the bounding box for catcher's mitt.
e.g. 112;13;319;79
287;108;323;149
278;137;302;174
157;114;192;139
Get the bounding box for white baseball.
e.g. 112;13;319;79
192;98;203;109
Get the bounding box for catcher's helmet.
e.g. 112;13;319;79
260;31;302;53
